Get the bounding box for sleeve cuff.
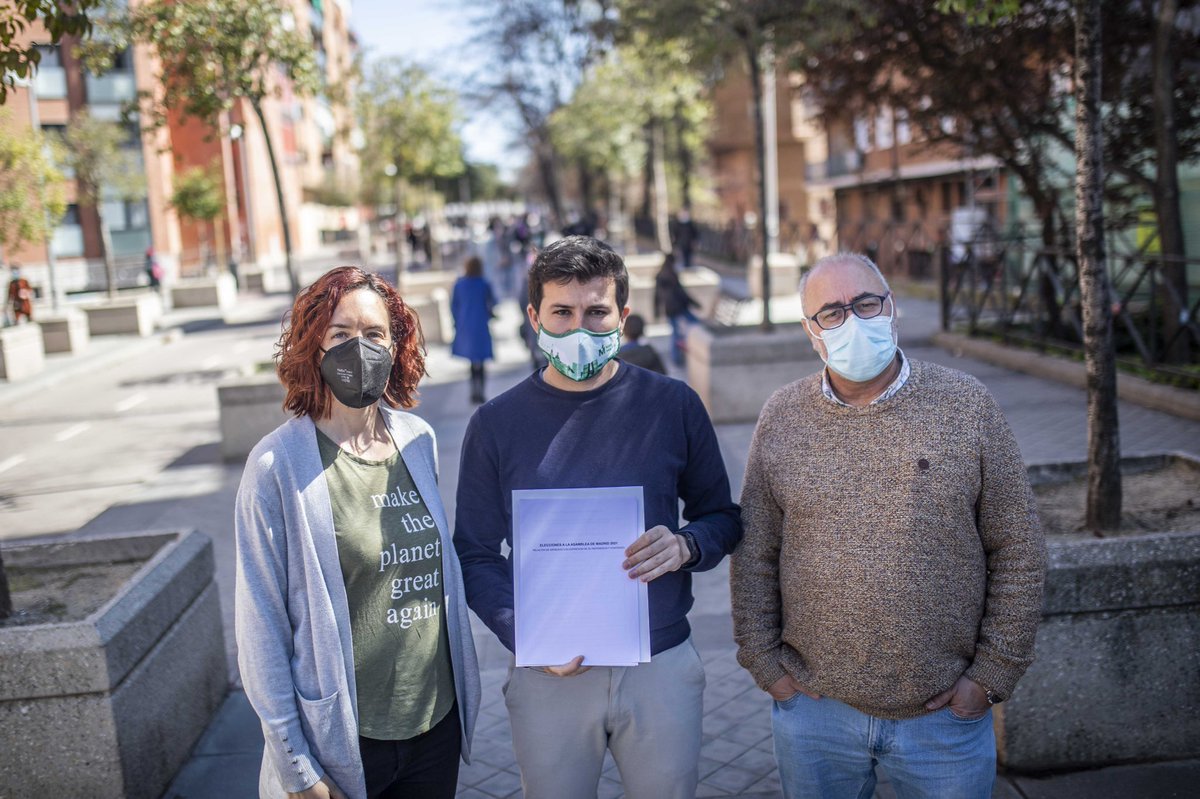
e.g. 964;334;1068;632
746;650;788;692
965;657;1021;701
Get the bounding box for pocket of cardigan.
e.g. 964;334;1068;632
296;689;342;745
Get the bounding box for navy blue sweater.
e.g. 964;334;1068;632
453;362;742;656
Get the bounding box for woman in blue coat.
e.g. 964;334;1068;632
451;255;496;403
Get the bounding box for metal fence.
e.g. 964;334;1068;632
940;239;1200;388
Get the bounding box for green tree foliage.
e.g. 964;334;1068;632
0;0;105;104
357;59;464;210
0;109;66;265
171;164;225;269
93;0;322;295
616;0;841;327
551;34;712;246
467;0;610;224
62;112;145;297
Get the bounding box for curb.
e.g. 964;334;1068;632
932;331;1200;422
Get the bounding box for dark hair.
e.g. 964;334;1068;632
463;255;483;277
624;313;646;341
276;266;426;418
656;251;677;278
527;235;628;313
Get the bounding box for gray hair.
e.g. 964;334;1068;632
799;252;891;317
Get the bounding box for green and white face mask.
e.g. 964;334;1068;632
538;325;622;382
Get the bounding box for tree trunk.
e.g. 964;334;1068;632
0;548;12;621
746;38;772;330
1075;0;1121;533
652;121;671;253
640;122;654;222
1152;0;1189;363
533;136;563;227
98;207;117;300
252;101;298;297
675;100;693;211
578;160;594;215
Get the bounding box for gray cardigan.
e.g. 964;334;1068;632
234;408;480;799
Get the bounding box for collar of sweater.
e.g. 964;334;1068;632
531;360;632;400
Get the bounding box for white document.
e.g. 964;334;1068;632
512;486;651;667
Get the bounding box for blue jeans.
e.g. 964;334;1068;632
772;693;995;799
668;311;698;366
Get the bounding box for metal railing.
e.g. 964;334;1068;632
940;239;1200;387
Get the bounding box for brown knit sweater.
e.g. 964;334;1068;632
730;359;1046;719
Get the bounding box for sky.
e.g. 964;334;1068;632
348;0;523;177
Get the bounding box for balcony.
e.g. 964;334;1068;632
805;151;863;182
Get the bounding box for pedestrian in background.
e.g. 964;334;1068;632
454;236;742;799
618;313;666;374
235;266;480;799
7;264;33;324
731;252;1045;799
451;255;497;404
145;247;164;293
654;252;700;367
670;206;698;269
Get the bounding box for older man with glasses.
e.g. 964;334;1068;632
730;252;1046;799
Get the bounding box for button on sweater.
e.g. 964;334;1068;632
731;359;1046;719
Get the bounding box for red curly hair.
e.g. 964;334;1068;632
276;266;426;417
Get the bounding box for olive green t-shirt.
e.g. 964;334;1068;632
317;429;454;740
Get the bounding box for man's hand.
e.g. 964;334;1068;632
767;673;821;702
925;675;990;719
288;775;348;799
542;655;591;677
623;525;688;582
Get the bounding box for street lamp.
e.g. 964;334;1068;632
383;163;405;279
229;121;257;264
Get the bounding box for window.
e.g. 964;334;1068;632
854;116;870;152
60;204;81;226
36;44;61;67
875;108;893;149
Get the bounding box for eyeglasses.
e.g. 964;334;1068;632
807;292;891;331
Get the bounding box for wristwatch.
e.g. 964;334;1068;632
679;531;700;568
985;689;1003;705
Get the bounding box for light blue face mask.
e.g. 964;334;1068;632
814;313;897;383
537;325;622;382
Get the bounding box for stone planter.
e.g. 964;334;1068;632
400;270;458;299
686;323;819;423
627;266;722;322
0;323;46;381
748;252;801;300
624;252;666;282
996;453;1200;772
38;308;90;354
171;273;237;312
409;288;452;345
241;266;292;294
82;293;162;337
0;530;226;798
217;372;288;462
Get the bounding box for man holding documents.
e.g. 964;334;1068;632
454;235;742;799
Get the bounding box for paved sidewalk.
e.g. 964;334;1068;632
5;273;1198;799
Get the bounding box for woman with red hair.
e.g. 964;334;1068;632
234;266;479;799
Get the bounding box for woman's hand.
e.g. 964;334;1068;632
288;775;349;799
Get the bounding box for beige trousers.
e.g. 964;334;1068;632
502;638;706;799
